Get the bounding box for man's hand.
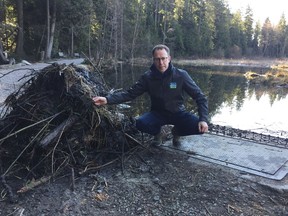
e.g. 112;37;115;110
92;96;107;106
198;121;208;133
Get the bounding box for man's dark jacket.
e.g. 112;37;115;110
106;63;209;123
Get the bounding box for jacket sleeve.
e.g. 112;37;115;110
106;74;147;104
182;71;209;123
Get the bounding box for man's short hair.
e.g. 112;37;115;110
152;44;170;56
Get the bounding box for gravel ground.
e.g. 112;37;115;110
0;147;287;216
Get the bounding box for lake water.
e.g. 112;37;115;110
104;63;288;138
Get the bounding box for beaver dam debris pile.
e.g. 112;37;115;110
0;63;142;198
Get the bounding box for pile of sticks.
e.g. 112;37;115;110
0;63;141;199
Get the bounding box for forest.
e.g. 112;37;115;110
0;0;288;63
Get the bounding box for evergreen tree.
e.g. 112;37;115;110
198;0;215;57
1;0;286;60
277;13;288;57
211;0;231;57
229;10;245;58
244;5;254;55
252;21;261;55
178;0;201;56
261;18;276;57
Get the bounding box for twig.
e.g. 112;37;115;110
204;205;212;216
79;159;118;175
250;185;261;194
121;135;126;175
81;51;108;90
3;110;65;178
0;112;63;145
25;151;53;180
91;110;102;130
0;175;17;203
71;167;75;191
17;176;52;193
81;51;98;72
66;137;76;164
268;196;279;205
6;207;25;216
124;133;150;150
0;124;17;146
136;152;148;164
227;204;241;213
0;68;35;79
51;122;69;175
3;118;53;176
53;156;69;178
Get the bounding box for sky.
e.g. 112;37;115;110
227;0;288;25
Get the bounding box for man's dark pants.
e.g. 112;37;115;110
136;110;202;136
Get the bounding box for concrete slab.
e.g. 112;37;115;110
162;134;288;180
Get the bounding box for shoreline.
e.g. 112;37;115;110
132;57;288;69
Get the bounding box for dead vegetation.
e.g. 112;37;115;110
244;68;288;87
0;63;143;202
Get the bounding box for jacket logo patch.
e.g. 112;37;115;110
170;82;177;89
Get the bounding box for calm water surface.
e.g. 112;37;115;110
104;63;288;138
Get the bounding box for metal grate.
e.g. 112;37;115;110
208;124;288;149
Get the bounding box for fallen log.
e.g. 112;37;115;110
39;114;79;148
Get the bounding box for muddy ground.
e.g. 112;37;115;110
0;145;287;216
0;58;288;216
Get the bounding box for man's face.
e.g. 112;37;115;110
153;49;171;73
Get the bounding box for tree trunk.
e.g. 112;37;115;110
280;35;287;57
131;1;141;62
47;0;56;59
120;0;123;60
113;1;118;59
16;0;25;58
45;0;50;59
0;40;9;64
99;3;109;59
45;0;56;60
0;0;5;23
71;26;74;57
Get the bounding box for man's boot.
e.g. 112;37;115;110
172;127;181;147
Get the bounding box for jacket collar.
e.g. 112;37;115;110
150;62;173;78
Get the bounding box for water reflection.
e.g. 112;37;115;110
103;63;288;137
212;91;288;138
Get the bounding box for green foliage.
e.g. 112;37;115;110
252;22;261;55
229;10;245;57
211;0;231;56
244;6;254;48
1;0;288;60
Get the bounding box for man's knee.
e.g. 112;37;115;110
135;117;160;135
135;118;145;131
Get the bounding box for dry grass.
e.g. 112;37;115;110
271;64;288;71
244;70;288;86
